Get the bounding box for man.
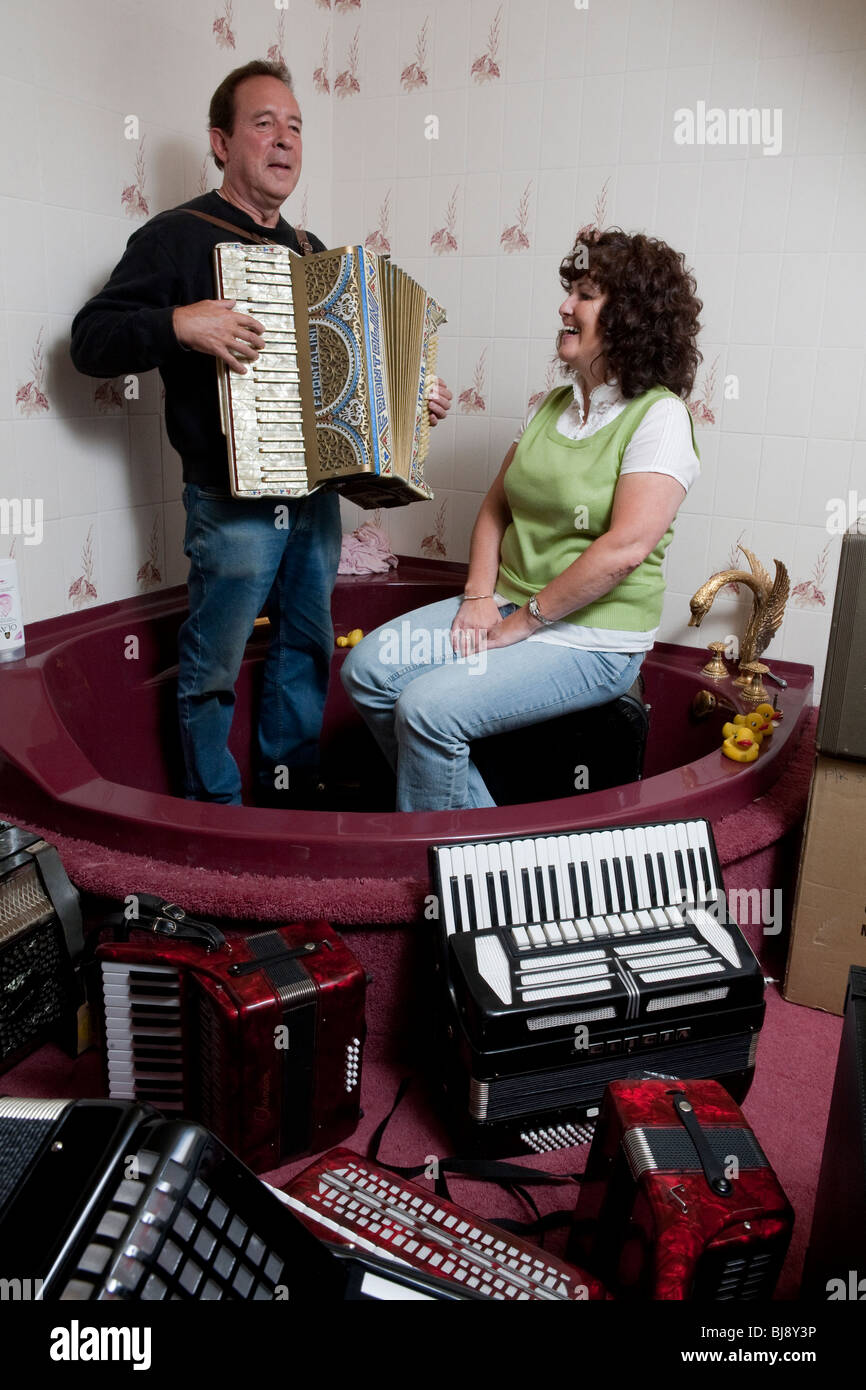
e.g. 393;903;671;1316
71;60;450;807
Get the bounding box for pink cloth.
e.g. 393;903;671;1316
338;522;398;576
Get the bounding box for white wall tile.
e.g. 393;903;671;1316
713;430;762;517
17;516;64;624
799;438;853;527
465;83;505;174
807;0;866;52
833;156;866;253
655;163;700;255
668;0;718;69
695;162;746;254
579;74;624;169
712;0;763;66
540;80;585;170
797;52;855;156
618;70;669;168
459;256;497;339
543;3;588;81
738;156;793;253
505;0;548;84
785;155;842;252
462;171;500;255
764;346;816;436
720;346;771;435
821;254;866;349
758;0;813;60
501;83;543;173
608;164;655;233
664;67;712;163
730;254;781;343
665;511;711;592
2;201;49;315
810;348;864;440
494;257;532;340
691;253;737;343
583;0;630;77
428;87;469;176
755;434;806;524
775;252;829;347
490;338;529;419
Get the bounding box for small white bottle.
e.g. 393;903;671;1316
0;557;26;662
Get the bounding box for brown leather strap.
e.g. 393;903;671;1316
184;209;274;244
185;208;315;254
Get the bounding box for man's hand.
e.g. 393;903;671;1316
172;299;266;373
450;596;499;656
427;377;453;427
484;604;537;650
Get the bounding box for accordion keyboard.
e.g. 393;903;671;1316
433;820;721;937
283;1152;591;1300
102;962;185;1110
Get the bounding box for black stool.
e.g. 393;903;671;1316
470;678;649;807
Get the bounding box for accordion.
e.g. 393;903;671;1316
279;1147;609;1301
569;1079;794;1299
214;242;446;506
430;818;765;1156
0;821;85;1071
94;899;366;1172
0;1097;454;1301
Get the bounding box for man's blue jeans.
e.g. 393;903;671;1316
341;596;645;811
177;484;342;804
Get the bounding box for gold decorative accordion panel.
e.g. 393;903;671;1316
214;243;447;507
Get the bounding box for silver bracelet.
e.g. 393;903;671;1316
527;593;556;627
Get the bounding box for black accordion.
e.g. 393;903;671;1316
0;822;84;1071
93;899;367;1172
430;818;765;1156
0;1095;508;1301
0;1097;494;1301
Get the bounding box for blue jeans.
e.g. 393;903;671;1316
341;596;645;811
177;484;342;803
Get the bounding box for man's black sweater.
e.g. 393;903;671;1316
70;193;326;490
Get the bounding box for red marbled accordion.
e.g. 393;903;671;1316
569;1078;793;1299
96;915;365;1173
281;1147;610;1301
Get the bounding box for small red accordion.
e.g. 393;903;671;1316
281;1148;610;1301
569;1079;793;1300
95;900;366;1173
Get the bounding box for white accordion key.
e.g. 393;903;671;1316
474;936;512;1006
687;907;741;967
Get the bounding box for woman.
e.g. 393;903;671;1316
342;228;702;812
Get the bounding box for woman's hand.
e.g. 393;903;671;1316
483;605;537;650
450;596;500;655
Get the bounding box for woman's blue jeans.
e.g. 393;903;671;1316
177;484;342;804
341;596;645;811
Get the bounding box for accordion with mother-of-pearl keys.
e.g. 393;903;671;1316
214;242;446;506
430;818;765;1156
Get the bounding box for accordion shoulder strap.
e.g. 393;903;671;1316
184;208;316;254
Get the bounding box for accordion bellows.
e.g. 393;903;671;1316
214;243;446;506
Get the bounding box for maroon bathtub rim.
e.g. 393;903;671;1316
0;563;814;883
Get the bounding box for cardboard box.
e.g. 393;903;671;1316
784;755;866;1015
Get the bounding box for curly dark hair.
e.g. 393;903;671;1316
209;60;294;171
559;228;703;399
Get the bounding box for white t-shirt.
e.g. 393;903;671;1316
495;380;701;651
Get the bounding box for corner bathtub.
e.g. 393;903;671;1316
0;558;813;884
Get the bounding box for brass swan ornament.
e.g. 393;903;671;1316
688;544;790;680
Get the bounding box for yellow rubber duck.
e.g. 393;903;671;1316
755;702;782;728
721;726;760;763
335;628;365;649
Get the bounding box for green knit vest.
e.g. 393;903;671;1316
496;385;699;631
